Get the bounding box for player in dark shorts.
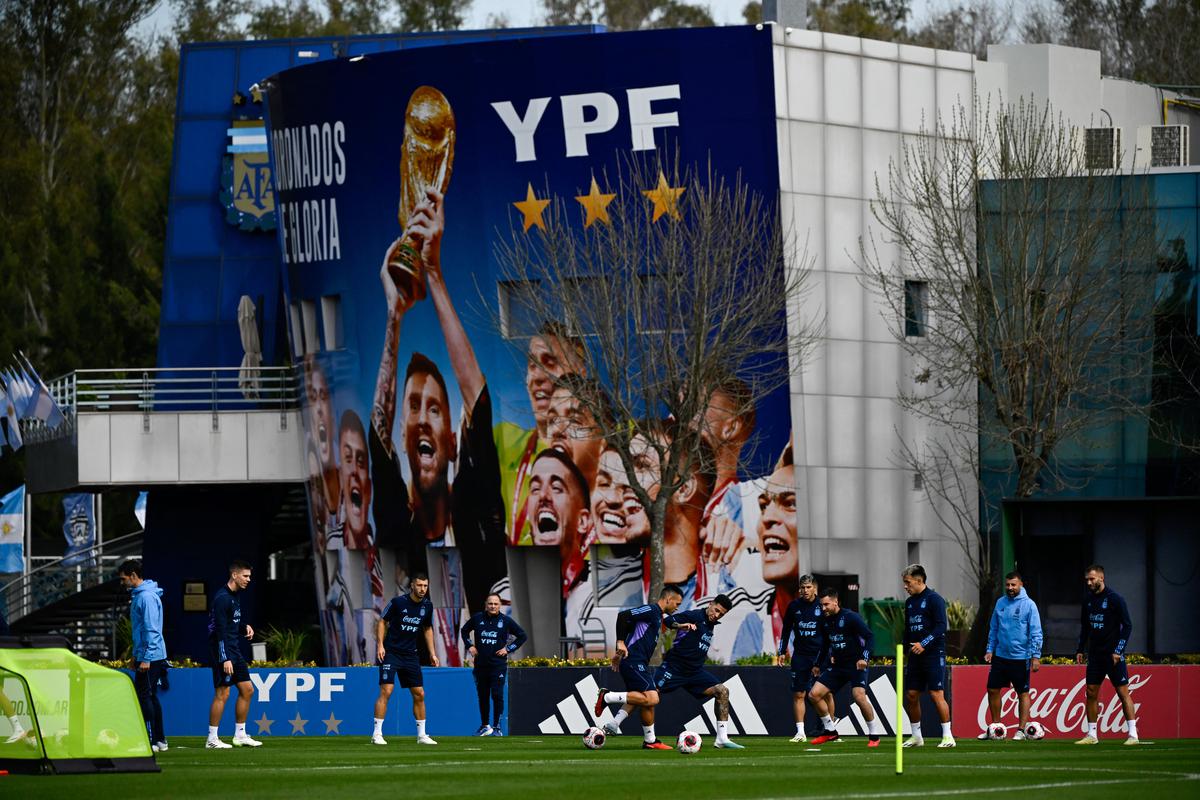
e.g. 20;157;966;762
901;564;954;748
595;585;687;749
981;571;1043;740
808;588;885;747
206;559;261;748
1075;564;1138;745
777;574;835;742
372;574;440;745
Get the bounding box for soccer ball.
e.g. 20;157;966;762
96;728;120;749
582;726;606;750
987;723;1007;740
1023;721;1046;740
676;730;702;754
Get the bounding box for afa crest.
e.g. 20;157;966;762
220;118;276;231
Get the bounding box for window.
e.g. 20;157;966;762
498;280;542;339
907;541;920;563
288;302;305;359
300;299;319;356
904;280;928;337
320;294;344;350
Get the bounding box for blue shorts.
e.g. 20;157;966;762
380;651;423;688
473;663;507;687
816;666;867;693
210;647;250;688
790;656;819;693
905;650;946;692
1085;654;1129;688
619;659;656;693
654;664;719;699
987;656;1031;693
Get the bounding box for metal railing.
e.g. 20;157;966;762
1;529;144;624
22;366;301;443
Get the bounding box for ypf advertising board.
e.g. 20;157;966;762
264;26;795;668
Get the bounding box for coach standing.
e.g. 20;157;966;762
119;559;169;752
461;592;527;736
981;571;1042;740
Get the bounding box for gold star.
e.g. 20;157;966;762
642;172;685;222
575;177;616;228
288;712;308;735
253;712;274;735
250;85;264;104
232;91;246;106
513;183;551;232
322;712;342;735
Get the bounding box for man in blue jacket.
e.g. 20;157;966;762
981;571;1042;740
119;559;169;752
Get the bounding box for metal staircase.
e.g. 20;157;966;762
1;530;143;658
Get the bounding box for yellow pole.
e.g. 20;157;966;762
896;644;904;775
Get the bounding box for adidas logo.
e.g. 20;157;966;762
537;674;768;735
834;673;912;736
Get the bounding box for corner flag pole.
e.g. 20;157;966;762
895;644;904;775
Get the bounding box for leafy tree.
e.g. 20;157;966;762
395;0;471;32
541;0;714;30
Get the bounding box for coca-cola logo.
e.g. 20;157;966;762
975;673;1147;733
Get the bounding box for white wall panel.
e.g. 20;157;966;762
110;413;179;483
825;197;863;271
862;58;899;131
827;338;864;397
77;414;111;483
824;54;862;126
785;192;824;267
776;117;793;192
800;394;828;468
786;47;823;122
826;272;864;339
862;128;899;201
865;467;904;537
827;467;865;538
179;411;248;482
899;64;936;134
864;397;900;468
863;340;902;399
825;126;862;198
936;68;974;134
247;411;305;481
827;395;864;469
789;121;824;194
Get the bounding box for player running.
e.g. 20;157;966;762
372;574;440;745
777;573;836;743
1075;564;1139;745
900;564;955;748
595;585;688;750
808;588;885;747
461;593;527;736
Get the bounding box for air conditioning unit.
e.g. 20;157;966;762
1135;125;1190;167
1077;127;1121;170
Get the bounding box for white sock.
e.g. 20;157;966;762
8;715;19;729
941;722;953;738
373;718;384;736
612;708;629;725
820;714;835;732
416;719;426;737
208;725;219;740
1127;719;1138;737
716;720;729;743
643;724;655;743
868;717;885;736
795;722;804;734
909;722;924;741
1087;721;1097;738
235;723;246;738
607;691;627;704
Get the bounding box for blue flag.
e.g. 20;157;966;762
62;493;96;566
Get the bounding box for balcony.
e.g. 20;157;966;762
22;367;306;493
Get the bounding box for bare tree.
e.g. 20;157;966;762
491;157;819;599
907;0;1015;60
861;98;1159;656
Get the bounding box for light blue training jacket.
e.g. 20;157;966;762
130;579;167;662
986;586;1043;660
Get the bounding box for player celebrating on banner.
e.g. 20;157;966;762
461;593;527;736
777;574;836;743
372;574;440;745
648;594;744;748
1074;564;1139;745
595;585;688;750
900;564;955;748
808;588;885;747
980;571;1043;740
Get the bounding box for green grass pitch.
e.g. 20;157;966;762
4;736;1199;798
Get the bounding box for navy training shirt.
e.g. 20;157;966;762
778;596;824;660
819;609;874;668
461;611;527;667
207;586;244;663
381;592;433;655
1076;586;1133;656
617;603;667;664
904;587;948;651
663;608;719;672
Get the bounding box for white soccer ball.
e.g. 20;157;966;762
987;723;1007;740
582;726;606;750
96;728;120;749
676;730;702;754
1023;721;1046;740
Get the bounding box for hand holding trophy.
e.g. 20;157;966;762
384;85;455;310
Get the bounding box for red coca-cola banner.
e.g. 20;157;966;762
950;665;1194;739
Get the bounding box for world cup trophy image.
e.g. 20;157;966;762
386;85;455;306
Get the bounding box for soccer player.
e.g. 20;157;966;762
595;585;689;749
1074;564;1138;745
900;564;954;747
808;588;886;747
119;559;169;752
777;574;836;742
980;571;1043;740
373;573;440;745
206;559;261;749
461;593;528;736
641;595;744;748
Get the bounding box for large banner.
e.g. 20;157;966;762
265;26;791;666
950;665;1199;739
509;666;947;738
